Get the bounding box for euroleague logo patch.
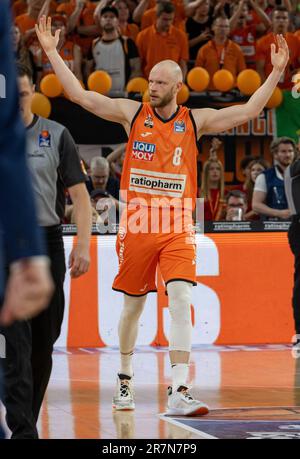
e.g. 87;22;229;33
174;120;185;133
132;140;156;162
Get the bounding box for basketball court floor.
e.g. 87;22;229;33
3;345;300;439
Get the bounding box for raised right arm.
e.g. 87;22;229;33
35;16;140;128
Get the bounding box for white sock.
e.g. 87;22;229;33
171;363;189;392
119;351;134;378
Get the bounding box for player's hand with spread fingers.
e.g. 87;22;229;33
35;15;60;55
271;34;289;74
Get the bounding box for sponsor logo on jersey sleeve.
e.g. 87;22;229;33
39;130;51;147
174;120;186;133
132;141;156;162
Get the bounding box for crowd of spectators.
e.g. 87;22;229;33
11;0;300;89
200;136;298;222
10;0;300;224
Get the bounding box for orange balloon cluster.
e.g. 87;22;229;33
213;69;235;92
126;77;148;94
31;92;52;118
237;69;261;95
40;74;63;98
187;67;210;92
87;70;112;94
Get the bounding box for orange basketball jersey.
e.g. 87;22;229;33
121;103;198;208
41;41;75;76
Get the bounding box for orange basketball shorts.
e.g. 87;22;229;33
112;223;197;297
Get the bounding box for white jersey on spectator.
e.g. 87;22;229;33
92;40;126;92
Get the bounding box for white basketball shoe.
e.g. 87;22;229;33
166;385;209;416
112;374;135;411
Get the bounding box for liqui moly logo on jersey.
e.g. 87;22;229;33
132;141;156;161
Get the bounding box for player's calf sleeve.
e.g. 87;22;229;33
167;281;193;353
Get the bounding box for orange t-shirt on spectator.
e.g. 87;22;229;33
15;13;36;34
56;0;76;15
248;7;273;27
81;1;97;24
12;0;27;17
147;0;184;11
195;39;246;90
74;1;98;56
41;41;76;76
120;23;140;42
141;3;186;32
49;1;59;14
57;0;96;20
203;189;226;221
295;30;300;41
256;32;300;89
230;24;257;69
136;24;189;78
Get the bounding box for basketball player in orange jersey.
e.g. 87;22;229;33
36;16;289;416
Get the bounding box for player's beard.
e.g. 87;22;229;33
150;87;176;108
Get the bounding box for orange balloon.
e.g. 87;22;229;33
31;92;52;118
213;69;235;92
40;73;63;98
266;86;283;109
237;69;261;95
87;70;112;94
126;77;148;94
177;84;190;104
187;67;210;92
142;89;150;102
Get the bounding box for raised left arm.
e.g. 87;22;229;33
192;35;289;135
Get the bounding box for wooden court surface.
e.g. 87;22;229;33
27;345;300;439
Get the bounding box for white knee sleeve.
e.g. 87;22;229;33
167;281;193;352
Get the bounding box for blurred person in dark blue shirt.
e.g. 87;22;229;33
0;0;53;439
